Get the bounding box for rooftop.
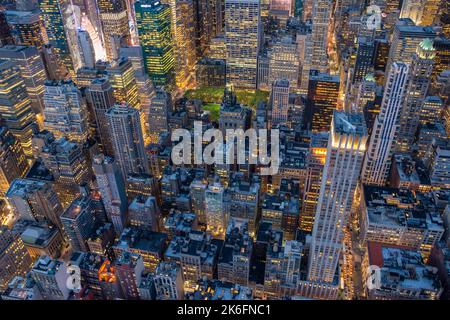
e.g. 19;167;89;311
187;279;253;300
363;185;443;231
115;227;167;254
367;242;441;295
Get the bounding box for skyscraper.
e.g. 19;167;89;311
310;0;331;71
149;88;172;143
400;0;440;26
92;154;128;236
300;132;328;232
270;79;290;126
386;20;435;75
189;179;208;225
225;0;261;89
305;70;340;132
4;10;45;49
6;179;64;231
162;0;197;88
0;59;36;158
38;0;75;76
307;111;367;285
135;0;175;86
352;37;375;84
39;136;91;205
397;39;435;152
86;78;115;156
61;195;97;252
106;104;149;178
361;62;410;186
77;30;96;69
0;127;29;196
43;80;90;143
106;57;140;110
98;0;131;61
205;180;226;238
0;45;47;115
268;35;300;88
0;226;33;292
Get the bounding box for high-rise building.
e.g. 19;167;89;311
300;132;328;232
196;58;226;87
41;44;70;80
386;20;435;75
225;179;260;236
30;256;70;300
98;0;131;61
400;0;425;24
362;63;410;186
0;127;29;196
38;0;75;75
61;195;97;252
420;96;444;125
225;0;261;89
0;226;33;292
92;154;128;235
429;146;450;189
0;45;47;115
43;80;90;143
421;0;440;26
0;12;14;47
307;111;367;287
304;70;340;132
205;180;226;237
39;136;91;205
352;37;375;84
106;104;149;178
135;0;175;86
268;36;300;88
400;0;440;26
149;88;172;143
86;77;116;156
0;59;36;158
106;57;140;110
397;39;435;152
6;179;64;231
309;0;331;71
4;10;45;49
189;179;208;225
355;73;377;113
270;79;290;126
161;0;196;88
431;37;450;87
77;30;96;69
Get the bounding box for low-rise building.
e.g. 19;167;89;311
362;242;442;300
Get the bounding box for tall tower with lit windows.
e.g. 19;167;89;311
307;111;367;285
98;0;131;61
0;60;36;158
135;0;175;87
225;0;261;89
361;62;410;186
